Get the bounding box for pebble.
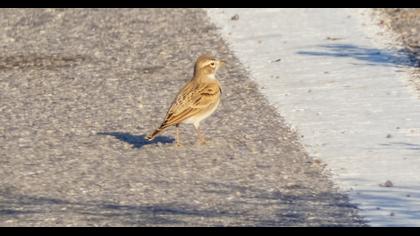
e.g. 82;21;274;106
380;180;394;187
231;14;239;21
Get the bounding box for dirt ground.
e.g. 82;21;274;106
375;8;420;92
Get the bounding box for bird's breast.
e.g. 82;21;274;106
182;97;221;125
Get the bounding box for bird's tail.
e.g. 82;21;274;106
146;125;167;141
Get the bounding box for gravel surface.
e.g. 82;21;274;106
375;8;420;92
377;9;420;60
0;9;365;226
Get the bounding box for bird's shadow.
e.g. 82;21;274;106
97;132;175;149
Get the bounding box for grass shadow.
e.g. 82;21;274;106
97;132;175;149
379;142;420;151
297;43;417;68
0;182;366;226
0;188;238;226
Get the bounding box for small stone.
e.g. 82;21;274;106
406;194;411;197
326;36;342;41
390;212;395;216
286;182;298;188
380;180;394;187
386;134;392;138
231;14;239;21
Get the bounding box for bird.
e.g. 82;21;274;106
146;54;224;146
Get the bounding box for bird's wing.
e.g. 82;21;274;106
159;81;221;128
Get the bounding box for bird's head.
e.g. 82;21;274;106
194;54;224;78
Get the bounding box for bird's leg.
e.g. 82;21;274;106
194;125;206;145
175;124;183;147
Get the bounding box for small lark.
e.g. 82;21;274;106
146;54;224;146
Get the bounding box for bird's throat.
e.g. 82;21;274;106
206;74;216;80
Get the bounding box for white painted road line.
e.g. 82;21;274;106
206;8;420;226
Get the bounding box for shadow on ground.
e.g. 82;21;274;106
297;43;417;68
379;142;420;151
0;188;217;226
0;182;365;226
340;177;420;226
97;132;174;149
354;188;420;224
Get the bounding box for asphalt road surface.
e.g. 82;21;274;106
0;9;365;226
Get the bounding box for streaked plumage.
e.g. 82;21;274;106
146;54;224;146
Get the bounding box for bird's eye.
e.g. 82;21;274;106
210;62;215;67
